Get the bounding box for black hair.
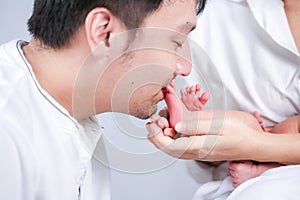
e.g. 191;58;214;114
27;0;206;49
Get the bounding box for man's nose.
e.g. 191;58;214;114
175;58;192;76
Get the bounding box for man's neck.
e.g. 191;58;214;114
22;39;88;118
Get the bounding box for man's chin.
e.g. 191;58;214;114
132;104;158;120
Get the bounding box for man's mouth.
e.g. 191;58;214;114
162;87;167;98
154;78;176;103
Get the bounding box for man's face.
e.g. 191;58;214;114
96;0;197;119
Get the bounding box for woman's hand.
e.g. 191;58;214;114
147;110;263;161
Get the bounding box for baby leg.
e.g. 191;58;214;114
228;112;271;187
229;161;282;188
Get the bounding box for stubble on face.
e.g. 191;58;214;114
107;0;197;119
130;100;158;119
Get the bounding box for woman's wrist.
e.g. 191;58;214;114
249;131;300;164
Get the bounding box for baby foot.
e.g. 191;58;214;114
181;84;209;111
165;84;188;129
229;161;282;188
164;83;209;129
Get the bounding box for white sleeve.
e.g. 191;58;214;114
0;127;37;200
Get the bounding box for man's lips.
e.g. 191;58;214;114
154;78;176;103
151;88;164;105
162;87;167;97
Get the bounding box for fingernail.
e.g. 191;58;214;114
147;123;162;136
146;122;152;132
175;122;184;132
166;84;172;92
146;122;152;126
164;128;175;138
176;62;182;71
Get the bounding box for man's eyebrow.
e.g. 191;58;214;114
177;22;196;33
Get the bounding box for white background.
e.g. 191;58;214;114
0;1;200;199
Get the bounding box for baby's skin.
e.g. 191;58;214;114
229;115;300;187
164;81;209;129
164;83;287;188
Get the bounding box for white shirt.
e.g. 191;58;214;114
188;0;300;199
0;40;110;200
189;0;300;126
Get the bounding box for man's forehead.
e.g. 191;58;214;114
142;0;197;32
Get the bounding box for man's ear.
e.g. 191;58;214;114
85;7;116;58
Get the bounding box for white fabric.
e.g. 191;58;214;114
189;0;299;126
193;165;300;200
188;0;300;199
193;177;233;200
0;40;110;200
186;161;229;185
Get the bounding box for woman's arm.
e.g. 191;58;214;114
147;111;300;164
254;115;300;165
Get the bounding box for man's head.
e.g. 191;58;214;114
28;0;205;49
27;0;206;120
